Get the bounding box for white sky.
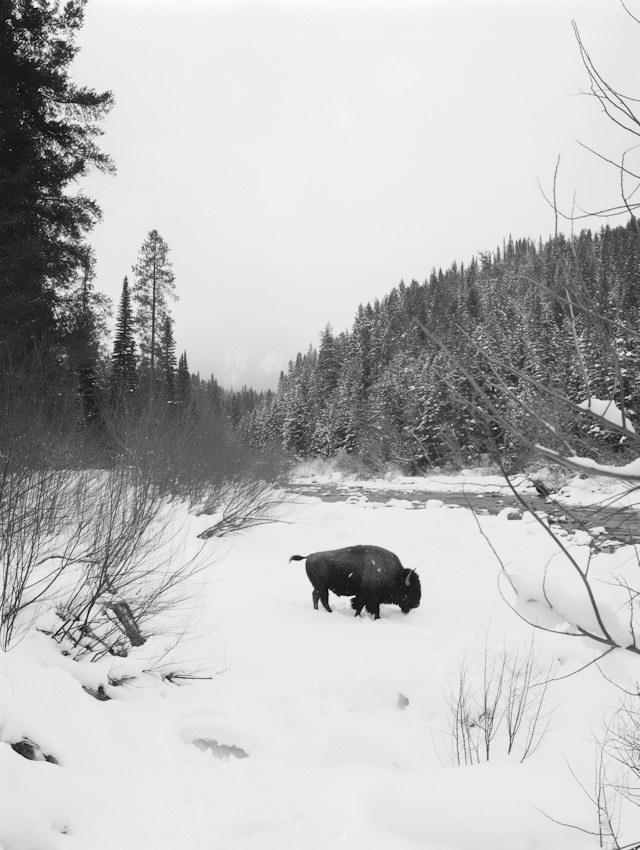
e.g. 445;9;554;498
74;0;638;390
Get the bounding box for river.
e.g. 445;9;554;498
288;479;640;549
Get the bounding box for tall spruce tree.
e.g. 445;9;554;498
158;315;177;402
0;0;114;360
317;324;339;397
177;351;191;407
61;260;110;424
205;374;224;415
131;230;176;400
111;276;137;399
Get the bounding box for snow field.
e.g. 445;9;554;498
2;485;640;848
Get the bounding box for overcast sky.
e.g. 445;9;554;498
74;0;637;390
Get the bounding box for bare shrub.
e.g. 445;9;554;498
503;637;555;759
446;633;555;765
448;659;479;766
46;405;288;656
579;701;640;849
593;741;622;850
126;404;287;504
0;466;70;648
104;403;290;539
46;466;171;657
0;357;89;648
330;447;385;478
1;373;289;657
1;458;201;658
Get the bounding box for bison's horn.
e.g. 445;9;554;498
405;572;412;586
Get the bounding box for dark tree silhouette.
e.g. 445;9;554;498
131;230;176;401
159;315;177;403
177;351;191;407
0;0;114;361
111;276;138;400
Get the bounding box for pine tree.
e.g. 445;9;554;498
177;351;191;407
111;276;137;399
64;263;110;424
238;222;640;470
317;324;339;396
59;260;110;425
131;230;177;400
205;375;224;415
0;0;114;360
158;315;177;402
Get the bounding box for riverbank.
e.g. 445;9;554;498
288;466;640;548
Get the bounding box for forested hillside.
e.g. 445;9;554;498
232;223;640;472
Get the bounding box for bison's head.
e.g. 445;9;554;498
396;568;421;614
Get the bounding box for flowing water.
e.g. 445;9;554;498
289;481;640;548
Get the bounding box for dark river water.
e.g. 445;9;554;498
288;480;640;548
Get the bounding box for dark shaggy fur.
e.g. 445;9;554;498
289;545;421;620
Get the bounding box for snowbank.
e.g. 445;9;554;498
1;477;640;848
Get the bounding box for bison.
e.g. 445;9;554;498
289;545;421;620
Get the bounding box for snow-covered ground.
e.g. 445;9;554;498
3;471;640;849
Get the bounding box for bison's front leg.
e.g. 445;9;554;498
366;601;381;620
351;597;365;617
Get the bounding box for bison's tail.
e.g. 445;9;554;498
289;554;307;563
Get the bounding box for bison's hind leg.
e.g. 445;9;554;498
320;589;332;612
313;587;332;612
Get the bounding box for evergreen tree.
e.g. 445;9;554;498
60;261;110;425
158;315;177;402
317;324;339;396
227;393;242;428
131;230;177;400
205;375;224;416
177;351;191;407
0;0;114;360
111;276;137;399
239;221;640;470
